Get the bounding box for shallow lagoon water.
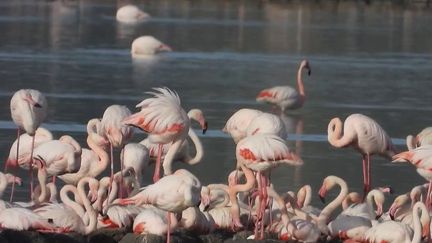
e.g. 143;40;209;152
0;0;431;206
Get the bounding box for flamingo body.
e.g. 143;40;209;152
131;36;172;56
223;108;262;143
116;5;150;24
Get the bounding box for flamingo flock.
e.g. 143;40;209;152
1;10;431;243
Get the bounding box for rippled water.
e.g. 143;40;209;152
0;0;431;204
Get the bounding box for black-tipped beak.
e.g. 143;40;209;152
202;121;208;135
308;70;311;76
203;204;210;212
388;187;394;194
34;103;42;108
390;213;395;220
375;214;382;220
319;195;325;204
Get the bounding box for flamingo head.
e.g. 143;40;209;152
300;60;311;76
318;184;327;204
22;92;43;108
187;109;208;134
200;186;211;211
388;194;409;220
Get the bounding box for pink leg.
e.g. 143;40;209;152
166;212;171;243
108;143;114;196
361;155;367;201
426;181;432;210
254;172;262;239
120;145;125;198
366;153;371;194
153;144;163;183
259;175;269;240
52;176;56;184
9;128;21;203
29;135;36;200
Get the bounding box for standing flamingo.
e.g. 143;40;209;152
256;60;311;112
392;145;432;209
120;169;203;243
9;89;48;200
122;87;190;182
406;127;432;151
223;108;262;143
327;113;396;197
233;134;303;239
140;108;207;166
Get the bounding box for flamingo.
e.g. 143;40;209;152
9;89;48;200
131;36;172;57
245;112;287;139
122;87;190;183
180;207;215;234
407;127;432;151
140;108;207;167
119;143;149;190
33;177;99;234
222;108;263;143
58;119;109;185
392;145;432;209
120;169;203;243
32;135;82;180
133;206;179;236
327;113;396;197
232;134;303;239
256;59;311;112
116;4;150;24
364;201;430;243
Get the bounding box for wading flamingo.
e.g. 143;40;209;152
131;36;172;57
123;87;190;183
116;5;150;24
9;89;48;200
256;60;311;112
327;113;396;197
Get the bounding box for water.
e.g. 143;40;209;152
0;0;431;204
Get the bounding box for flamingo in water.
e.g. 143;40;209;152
116;4;150;24
123;87;190;182
131;36;172;57
327;113;396;197
9;89;48;200
256;60;311;112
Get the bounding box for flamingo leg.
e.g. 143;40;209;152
426;181;432;210
166;212;171;243
362;155;367;201
366;153;371;194
108;143;114;196
153;144;163;183
254;172;262;239
120;145;125;198
8;128;20;203
259;174;269;240
29;135;36;200
52;176;56;184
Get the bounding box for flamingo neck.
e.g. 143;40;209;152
406;135;416;151
184;129;204;165
162;137;185;176
267;186;290;227
87;136;109;176
365;190;382;219
60;185;85;217
77;178;98;234
296;63;306;101
327;118;353;148
0;173;8;198
297;185;312;207
103;180;118;211
36;167;48;203
228;165;256;226
318;177;348;223
412;202;429;243
47;183;57;202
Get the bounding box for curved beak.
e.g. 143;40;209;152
202;121;208;134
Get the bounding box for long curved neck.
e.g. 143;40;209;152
412;202;429;243
327;118;355;148
36;167;48;203
0;173;7;198
406;135;416;151
297;185;312;207
87;136;109;176
366;190;381;218
47;183;57;202
77;178;98;234
296;63;306;100
318;178;349;222
162;136;186;175
60;185;85;217
185;129;204;165
228;165;256;226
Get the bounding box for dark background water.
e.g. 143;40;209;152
0;0;431;204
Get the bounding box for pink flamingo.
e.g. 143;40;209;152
223;108;262;143
100;105;134;196
131;36;172;57
392;145;432;209
133;206;179;236
122;87;190;182
256;60;311;112
140;108;207;167
119;143;149;189
116;5;150;24
9;89;48;200
58;119;109;185
406;127;432;151
120;169;204;243
232;134;303;239
327;113;396;197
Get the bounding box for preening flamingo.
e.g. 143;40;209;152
116;4;150;24
222;108;262;143
140;108;207;167
406;127;432;151
131;36;172;57
256;59;311;112
327;113;396;197
9;89;48;200
123;87;190;183
119;143;149;189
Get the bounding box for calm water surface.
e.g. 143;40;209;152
0;0;432;204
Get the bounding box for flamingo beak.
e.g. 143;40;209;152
307;69;311;76
318;185;327;204
158;44;172;52
202;121;208;134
